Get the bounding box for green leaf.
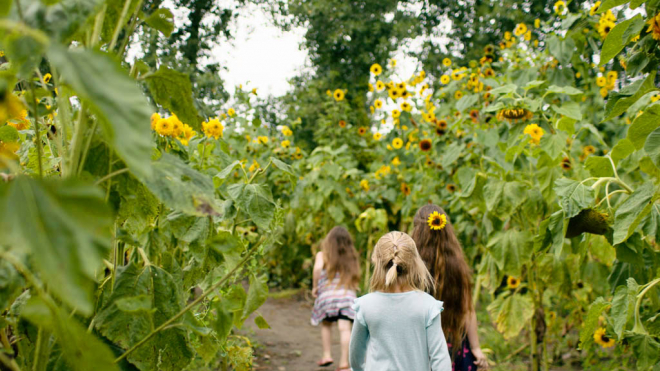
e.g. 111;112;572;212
144;8;174;37
271;158;296;176
489;84;518;95
613;182;656;244
213;300;234;343
138;153;220;216
629;333;660;370
456;94;479;112
546;85;583;95
22;297;120;371
145;66;200;130
547;35;575;66
551;102;582;120
242;274;268;320
605;72;657;122
0;125;19;143
47;45;153;177
611;282;637;339
441;142;465;169
585;156;615;177
0;255;25;313
644;127;660;167
600;15;645;65
535;210;567;257
227;184;276;230
0;177;112;315
254;315;271;329
540;131;568;159
94;263;193;371
487;292;534;339
487;229;532;276
597;0;631;13
524;80;546;89
214;160;242;187
556;116;577;135
483;180;527;219
579;297;611;348
611;138;636;165
554;178;595;218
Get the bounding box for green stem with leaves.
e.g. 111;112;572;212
114;236;267;364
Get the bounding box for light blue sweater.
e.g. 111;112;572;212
349;291;451;371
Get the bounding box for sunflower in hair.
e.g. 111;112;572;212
427;211;447;231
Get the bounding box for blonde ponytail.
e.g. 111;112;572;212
370;231;433;293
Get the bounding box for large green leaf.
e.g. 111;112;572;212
605;72;657;122
94;263;193;371
487;292;534;339
144;8;175;37
21;297;119;371
47;45;153;177
628;104;660;149
0;255;25;313
145;66;200;130
0;177;112;315
600;15;645;65
613;182;656;245
487;229;532;276
644;127;660;167
540;131;568;159
611;279;638;339
611;138;636;165
597;0;631;13
137;153;220;216
551;102;582;120
242;274;268;320
547;35;575;66
483;179;526;219
227;183;276;230
535;210;567;257
554;178;595;218
629;333;660;370
579;297;611;348
585;156;614;177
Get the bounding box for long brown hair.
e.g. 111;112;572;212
369;231;433;293
411;204;473;349
322;226;360;290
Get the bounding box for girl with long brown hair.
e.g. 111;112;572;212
311;226;360;371
412;204;489;370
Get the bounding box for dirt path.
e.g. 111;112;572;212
244;293;344;371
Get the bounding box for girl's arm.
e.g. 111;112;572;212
312;251;324;297
349;317;369;371
467;310;488;368
427;314;451;371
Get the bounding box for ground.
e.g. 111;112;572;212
245;291;344;371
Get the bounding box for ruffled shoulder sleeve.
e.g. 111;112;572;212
426;300;444;328
352;297;367;327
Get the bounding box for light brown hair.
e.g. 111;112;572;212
322;226;360;289
412;205;473;349
369;231;433;293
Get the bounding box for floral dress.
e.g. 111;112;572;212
311;270;356;326
447;338;477;371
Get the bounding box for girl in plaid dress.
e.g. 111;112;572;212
311;227;360;370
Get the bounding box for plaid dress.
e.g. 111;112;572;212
311;270;356;326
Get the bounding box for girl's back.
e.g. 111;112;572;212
352;291;447;371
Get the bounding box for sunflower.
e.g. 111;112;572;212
257;135;269;144
376;81;385;90
442;58;452;67
43;73;52;84
333;89;345;101
392;137;404;149
523;123;544;145
484;68;495;78
368;83;374;92
498;107;532;121
600;87;609;98
391;156;401;166
155;117;173;136
561;157;572;171
389;89;401;100
598;20;615;39
401;102;412;112
281;140;291;148
427;211;447;231
590;1;601;16
339;120;347;128
375;99;383;109
401;183;411;196
390;59;397;67
469;110;479;120
392;109;401;118
358;127;367;136
648;13;660;40
373;132;382;141
454;90;464;100
151;113;161;130
583;145;596;155
484;45;495;54
227;108;236;117
554;0;566;14
534;18;541;28
507;276;521;289
370;63;383;75
419;138;432;152
436;119;448;130
446;184;456;193
524;31;532;41
593;328;615;348
360;179;370;192
596;76;607;87
514;23;528;37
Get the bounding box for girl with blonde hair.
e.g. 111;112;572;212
412;204;488;370
311;226;361;370
349;231;451;371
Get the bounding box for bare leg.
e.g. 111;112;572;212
338;319;352;368
321;321;333;360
